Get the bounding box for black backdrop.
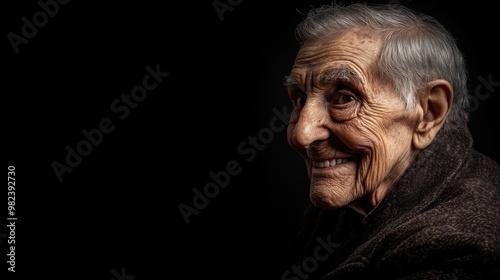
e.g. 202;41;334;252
4;0;499;279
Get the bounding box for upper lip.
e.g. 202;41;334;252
305;142;356;167
307;149;354;161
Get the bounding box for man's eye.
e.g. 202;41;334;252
296;96;306;107
330;85;358;105
334;94;355;104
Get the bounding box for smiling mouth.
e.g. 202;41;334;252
312;158;353;168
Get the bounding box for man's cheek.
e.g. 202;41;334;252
335;126;374;155
341;125;385;190
358;145;388;191
340;115;384;152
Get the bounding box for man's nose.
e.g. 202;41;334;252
291;98;330;149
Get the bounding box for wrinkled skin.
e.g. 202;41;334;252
286;30;422;215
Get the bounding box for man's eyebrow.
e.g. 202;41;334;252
282;65;361;91
322;65;361;85
283;75;297;89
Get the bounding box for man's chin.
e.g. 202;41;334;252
310;190;348;210
309;178;356;210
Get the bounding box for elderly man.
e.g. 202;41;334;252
282;3;500;279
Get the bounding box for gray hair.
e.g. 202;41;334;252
294;3;470;132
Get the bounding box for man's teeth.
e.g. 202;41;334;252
313;158;350;168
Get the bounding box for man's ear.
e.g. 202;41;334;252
413;79;453;150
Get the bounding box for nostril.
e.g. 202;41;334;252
305;141;318;150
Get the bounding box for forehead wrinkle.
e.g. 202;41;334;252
293;52;369;91
290;50;374;95
291;47;336;91
286;70;323;94
305;69;321;93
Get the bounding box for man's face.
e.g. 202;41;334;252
286;30;419;211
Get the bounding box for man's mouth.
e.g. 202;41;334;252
312;157;353;168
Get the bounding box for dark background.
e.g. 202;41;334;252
3;0;499;279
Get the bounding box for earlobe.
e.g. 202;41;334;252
412;79;453;150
